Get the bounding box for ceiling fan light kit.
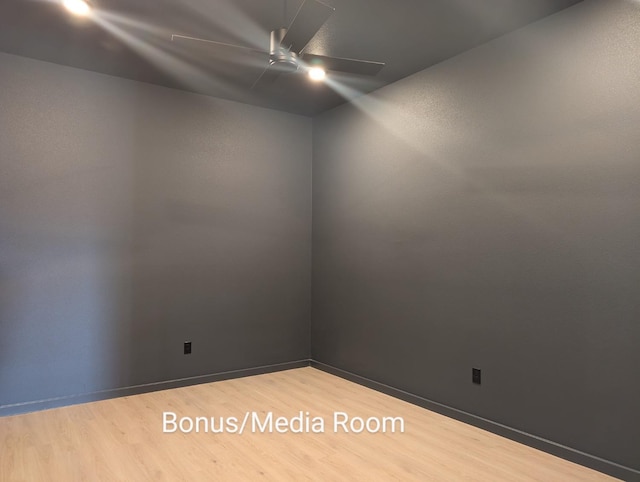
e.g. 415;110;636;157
62;0;91;17
308;67;326;81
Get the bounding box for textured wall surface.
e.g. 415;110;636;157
312;0;640;471
0;52;311;407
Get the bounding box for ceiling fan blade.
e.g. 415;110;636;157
281;0;334;53
301;53;385;76
171;34;268;56
251;65;281;90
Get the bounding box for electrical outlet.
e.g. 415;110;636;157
472;368;481;385
184;341;192;355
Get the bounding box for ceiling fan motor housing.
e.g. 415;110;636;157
269;28;299;73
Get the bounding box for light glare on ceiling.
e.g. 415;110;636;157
308;67;326;81
63;0;91;16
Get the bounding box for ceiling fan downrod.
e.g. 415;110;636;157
269;28;299;73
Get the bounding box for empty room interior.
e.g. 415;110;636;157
1;0;639;480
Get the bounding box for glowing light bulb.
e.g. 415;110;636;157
63;0;91;16
308;67;326;81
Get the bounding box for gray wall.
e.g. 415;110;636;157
0;52;311;407
312;0;640;471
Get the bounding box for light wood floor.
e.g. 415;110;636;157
0;367;616;481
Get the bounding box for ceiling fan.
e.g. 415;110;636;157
170;0;385;89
